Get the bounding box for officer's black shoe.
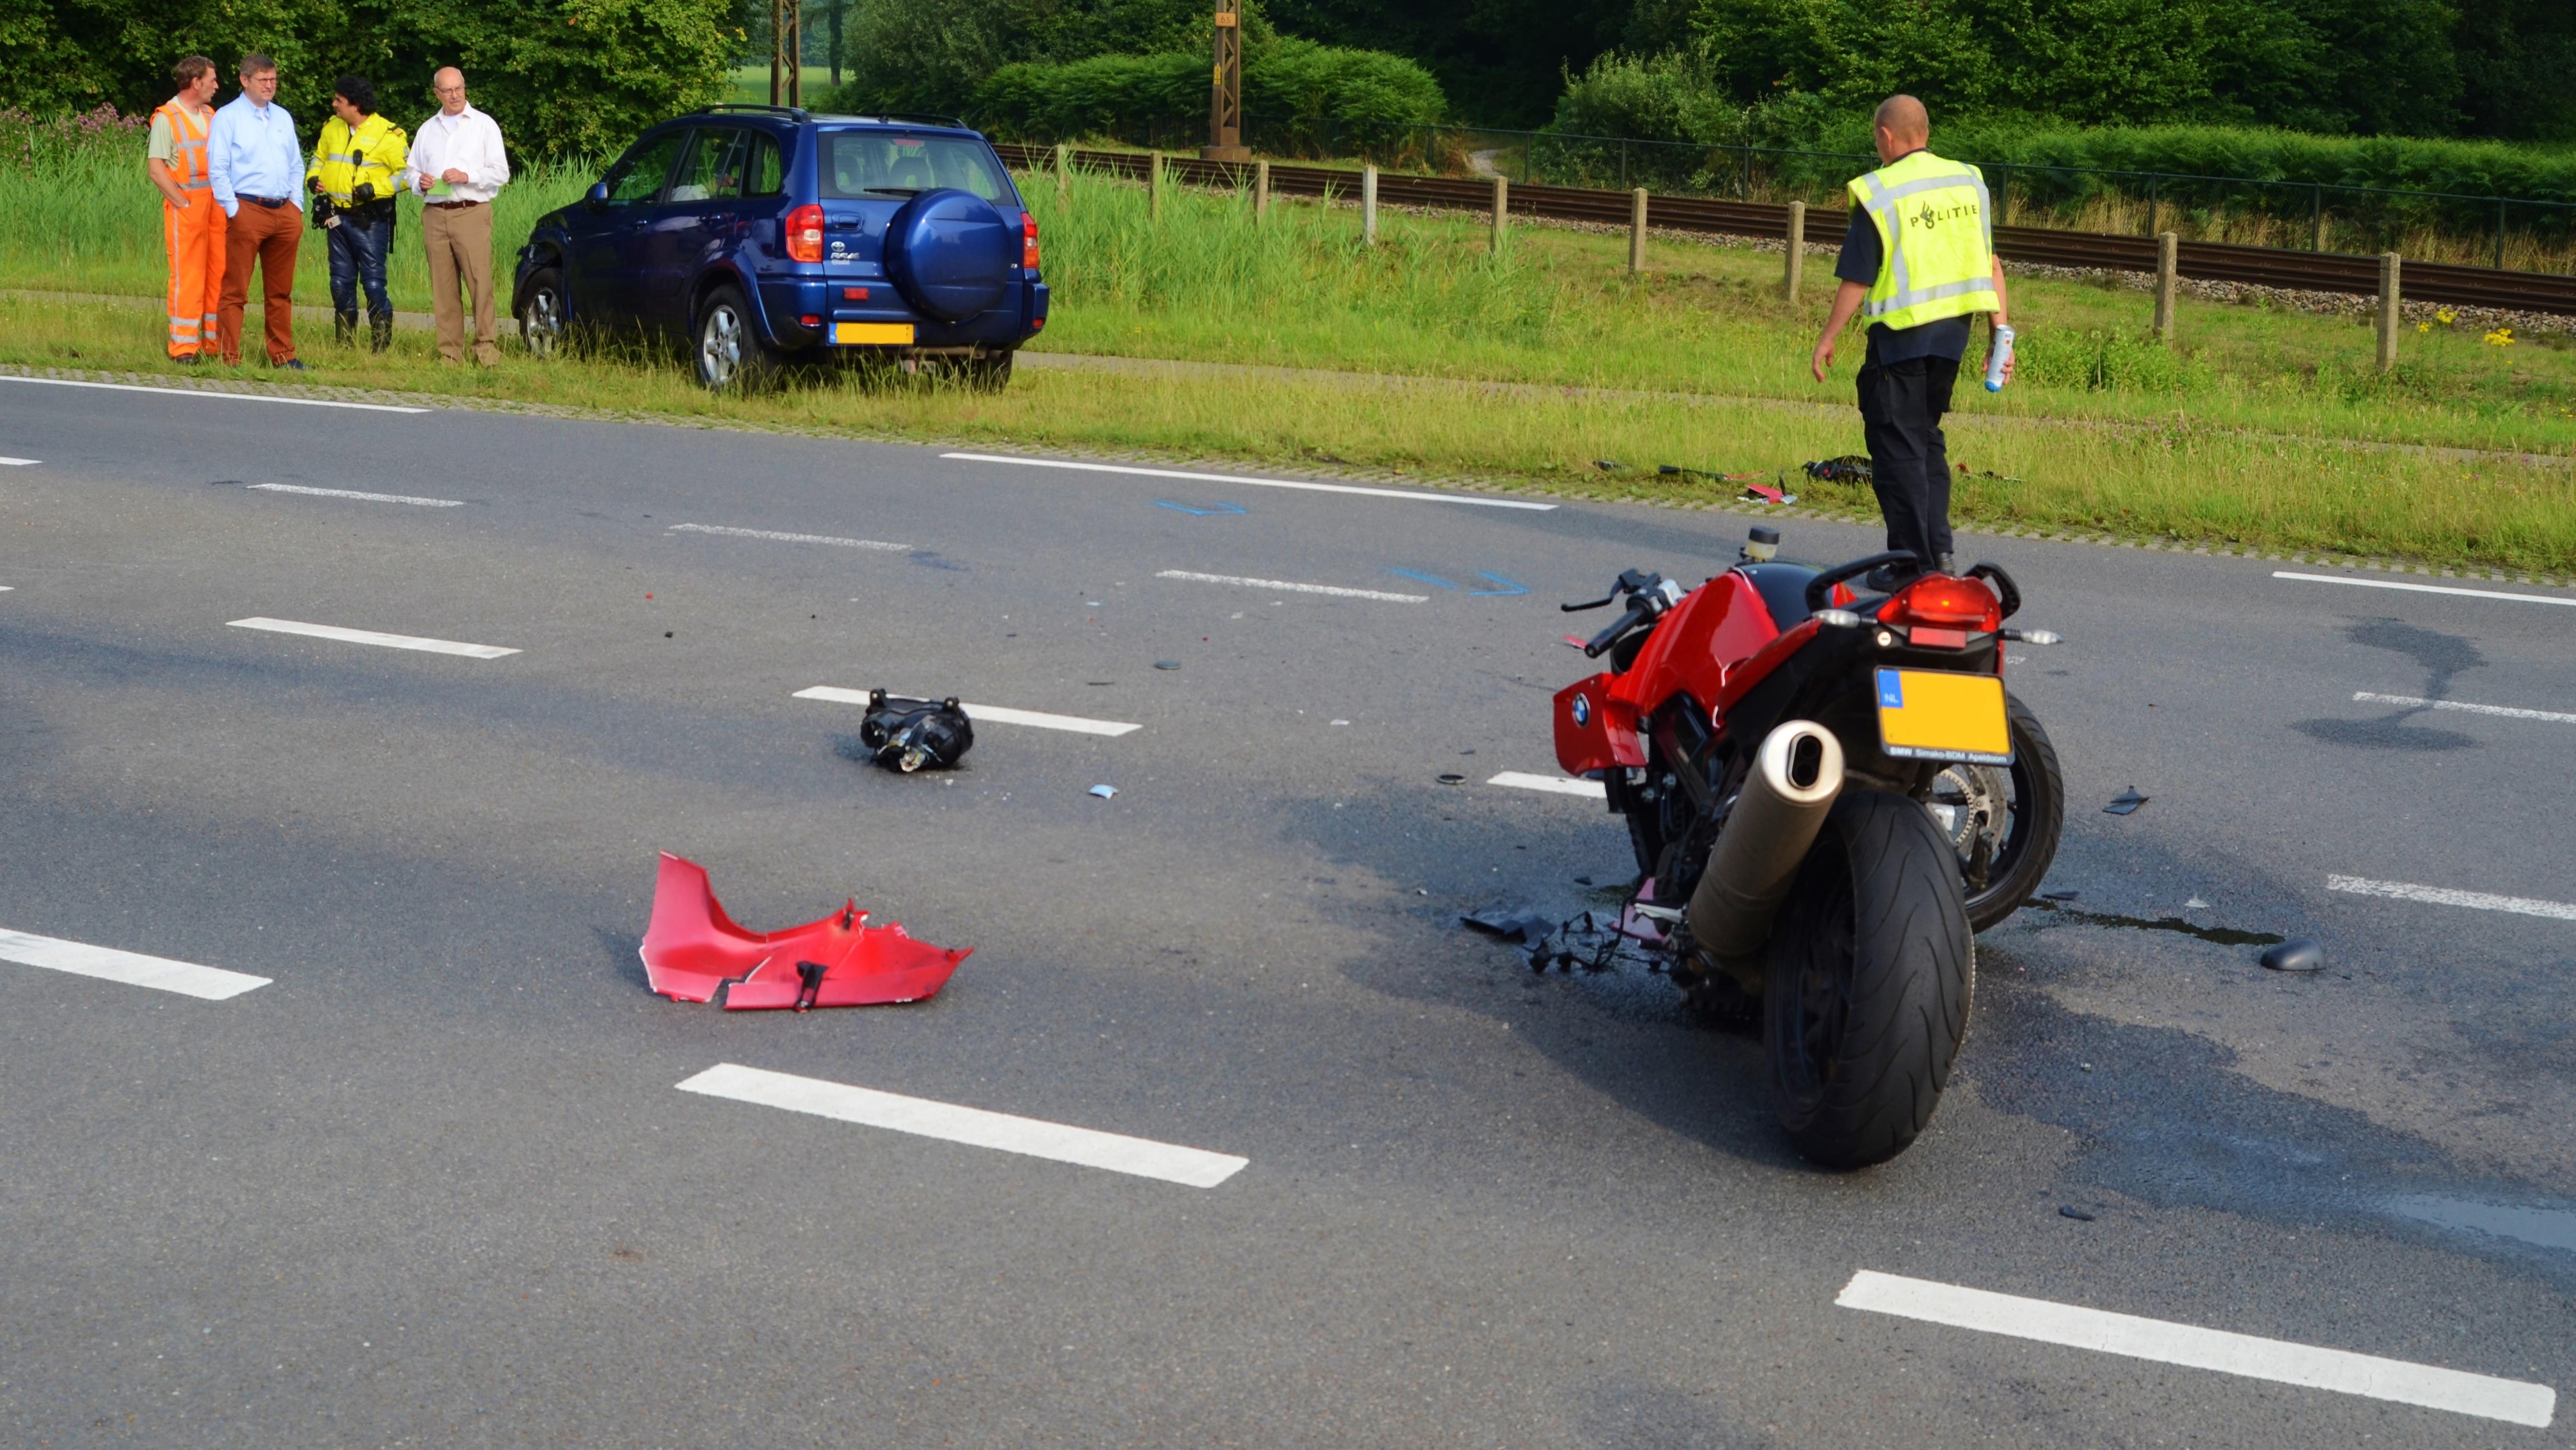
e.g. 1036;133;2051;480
1937;552;1956;576
1862;558;1924;593
333;311;359;348
369;317;393;353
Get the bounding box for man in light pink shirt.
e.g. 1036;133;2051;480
404;66;511;364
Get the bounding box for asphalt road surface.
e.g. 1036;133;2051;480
3;374;2572;1448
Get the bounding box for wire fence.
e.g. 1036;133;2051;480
1041;115;2576;276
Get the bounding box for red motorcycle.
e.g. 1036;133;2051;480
1553;530;2064;1168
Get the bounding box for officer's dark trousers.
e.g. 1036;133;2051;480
1856;356;1959;570
326;212;394;324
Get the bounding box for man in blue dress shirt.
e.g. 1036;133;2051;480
206;53;308;370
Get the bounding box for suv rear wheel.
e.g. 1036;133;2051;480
963;350;1014;392
694;285;774;392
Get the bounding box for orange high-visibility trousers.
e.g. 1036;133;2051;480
162;195;224;359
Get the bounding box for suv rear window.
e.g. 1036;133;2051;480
820;132;1011;204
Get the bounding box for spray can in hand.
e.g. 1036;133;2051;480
1984;323;2015;392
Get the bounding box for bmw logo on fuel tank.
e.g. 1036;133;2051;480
1571;693;1591;726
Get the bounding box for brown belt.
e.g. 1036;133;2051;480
427;199;483;210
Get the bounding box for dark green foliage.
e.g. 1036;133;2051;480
1262;0;1636;129
972;37;1445;152
0;0;734;157
823;0;1276;120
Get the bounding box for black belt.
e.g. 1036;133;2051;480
242;195;290;208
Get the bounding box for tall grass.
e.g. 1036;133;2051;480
0;110;594;312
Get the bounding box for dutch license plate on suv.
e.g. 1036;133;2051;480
1874;668;2011;764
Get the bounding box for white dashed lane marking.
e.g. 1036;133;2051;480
228;618;520;659
2275;570;2576;609
0;927;270;1000
2327;874;2576;921
2352;691;2576;725
0;455;37;465
676;1063;1247;1188
942;451;1557;511
1156;570;1428;603
250;483;463;507
0;374;430;413
669;523;908;551
1838;1271;2555;1428
795;686;1141;737
1488;771;1607;798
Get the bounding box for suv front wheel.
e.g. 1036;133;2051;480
694;285;775;392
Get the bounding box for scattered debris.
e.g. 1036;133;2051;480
1087;784;1118;799
859;691;975;773
2059;1205;2097;1221
2184;896;2212;909
1593;459;1623;472
1153;660;1181;670
1331;718;1351;726
2080;1061;2094;1072
1953;463;2026;482
1802;455;1874;484
2261;938;2327;973
639;853;969;1010
1461;902;1554;942
1436;772;1466;785
2042;888;2080;901
1573;875;1594;886
2104;787;2149;815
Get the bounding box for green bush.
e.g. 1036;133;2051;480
821;0;1275;120
973;37;1444;153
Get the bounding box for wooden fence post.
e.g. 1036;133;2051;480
1629;188;1648;275
1782;200;1804;301
1148;151;1163;222
2154;231;2178;339
2378;252;2402;372
1491;176;1508;254
1254;159;1270;220
1362;163;1378;245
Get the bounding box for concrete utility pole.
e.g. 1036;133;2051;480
1204;5;1248;161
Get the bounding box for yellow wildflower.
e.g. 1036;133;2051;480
2485;327;2515;347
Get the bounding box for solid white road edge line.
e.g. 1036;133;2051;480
2353;690;2576;725
249;482;464;507
794;686;1141;736
228;617;520;659
2274;570;2576;608
669;523;909;551
0;455;37;465
941;451;1557;511
1155;569;1428;603
0;374;430;413
0;927;270;1000
1837;1270;2555;1428
675;1063;1248;1188
2327;874;2576;921
1488;770;1608;799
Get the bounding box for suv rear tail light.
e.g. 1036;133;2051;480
784;204;825;264
1022;213;1041;271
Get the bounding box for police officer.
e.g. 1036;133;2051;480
1810;94;2014;585
307;75;408;351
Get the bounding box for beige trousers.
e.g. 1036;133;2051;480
422;201;499;364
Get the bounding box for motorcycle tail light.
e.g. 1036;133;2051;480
1885;575;2000;630
1022;213;1041;270
784;204;825;263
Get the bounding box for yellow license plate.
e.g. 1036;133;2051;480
1875;668;2011;764
833;322;915;345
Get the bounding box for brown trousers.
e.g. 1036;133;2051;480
422;201;499;364
217;200;300;366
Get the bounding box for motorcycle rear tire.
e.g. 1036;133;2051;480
1957;691;2064;934
1765;789;1974;1170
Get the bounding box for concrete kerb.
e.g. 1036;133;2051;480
4;357;2564;592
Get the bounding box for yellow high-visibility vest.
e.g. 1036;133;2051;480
1847;150;1998;330
307;112;409;207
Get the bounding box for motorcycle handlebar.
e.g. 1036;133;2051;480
1582;600;1652;658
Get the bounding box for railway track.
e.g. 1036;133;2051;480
995;143;2576;316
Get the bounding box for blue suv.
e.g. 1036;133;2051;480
511;107;1049;390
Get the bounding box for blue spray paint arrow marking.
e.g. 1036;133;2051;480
1469;573;1529;597
1154;499;1248;517
1388;568;1459;590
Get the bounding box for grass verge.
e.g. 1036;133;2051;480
6;293;2572;577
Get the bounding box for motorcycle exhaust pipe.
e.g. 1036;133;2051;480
1687;721;1846;966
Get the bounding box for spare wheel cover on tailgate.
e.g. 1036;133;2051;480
885;188;1015;323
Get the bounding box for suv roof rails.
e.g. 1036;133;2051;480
872;112;974;131
699;104;810;122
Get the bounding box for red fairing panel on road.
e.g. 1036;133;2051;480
640;853;971;1010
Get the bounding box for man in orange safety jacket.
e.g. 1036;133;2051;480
147;55;225;363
